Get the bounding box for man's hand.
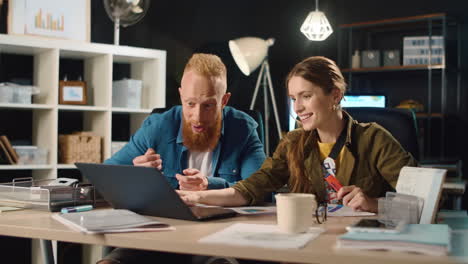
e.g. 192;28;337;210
337;185;378;213
132;148;162;170
175;168;208;191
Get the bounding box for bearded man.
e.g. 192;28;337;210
105;53;266;191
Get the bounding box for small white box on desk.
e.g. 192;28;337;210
112;79;143;109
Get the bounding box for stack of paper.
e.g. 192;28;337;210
199;223;324;249
52;209;174;234
336;224;451;256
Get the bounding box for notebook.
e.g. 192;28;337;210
52;208;173;234
336;224;451;256
75;163;237;221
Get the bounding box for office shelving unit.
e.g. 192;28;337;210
0;34;166;178
337;13;460;161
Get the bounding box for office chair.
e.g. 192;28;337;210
344;107;420;161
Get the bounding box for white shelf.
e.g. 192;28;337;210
111;107;153;114
0;34;166;179
56;164;77;169
0;103;54;110
58;105;108;112
0;165;54;170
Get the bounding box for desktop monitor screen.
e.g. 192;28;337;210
288;95;386;131
342;95;386;108
288;99;298;131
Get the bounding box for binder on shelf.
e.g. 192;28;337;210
0;135;18;164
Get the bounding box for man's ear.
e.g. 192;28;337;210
221;92;231;107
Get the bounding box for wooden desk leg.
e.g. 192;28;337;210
40;239;55;264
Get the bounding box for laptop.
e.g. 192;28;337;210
75;163;237;221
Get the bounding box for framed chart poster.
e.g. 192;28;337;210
8;0;90;42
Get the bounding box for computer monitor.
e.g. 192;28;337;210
341;94;387;108
288;99;298;131
288;94;387;131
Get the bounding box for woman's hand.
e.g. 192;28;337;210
337;185;378;213
176;190;201;206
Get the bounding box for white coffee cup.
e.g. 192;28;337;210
275;193;317;233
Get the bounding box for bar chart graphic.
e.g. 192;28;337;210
11;0;89;41
34;8;64;31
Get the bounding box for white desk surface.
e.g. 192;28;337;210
0;209;458;264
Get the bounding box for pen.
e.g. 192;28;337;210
61;205;93;214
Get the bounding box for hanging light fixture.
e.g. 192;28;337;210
300;0;333;41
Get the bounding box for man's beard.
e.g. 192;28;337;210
182;113;222;152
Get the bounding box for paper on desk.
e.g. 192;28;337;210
199;204;374;216
199;223;324;249
227;206;276;215
0;206;23;212
227;204;374;216
326;204;375;217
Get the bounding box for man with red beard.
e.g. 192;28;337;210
105;53;266;191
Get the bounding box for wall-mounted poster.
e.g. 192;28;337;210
8;0;90;42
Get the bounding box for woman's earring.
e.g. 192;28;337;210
332;104;337;111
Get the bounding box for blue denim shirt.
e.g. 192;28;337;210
105;106;266;189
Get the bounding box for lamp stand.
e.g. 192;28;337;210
250;60;282;155
114;17;120;45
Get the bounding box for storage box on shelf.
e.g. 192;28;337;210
59;132;102;164
0;83;40;104
403;36;445;66
0;34;166;180
112;79;143;109
111;141;128;156
13;146;48;165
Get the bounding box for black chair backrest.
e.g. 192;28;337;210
344;107;419;161
150;108;265;146
243;109;265;147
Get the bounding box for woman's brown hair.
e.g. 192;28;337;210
285;56;346;193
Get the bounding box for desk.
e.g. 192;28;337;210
0;209;458;264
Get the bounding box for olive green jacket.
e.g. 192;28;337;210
233;112;418;205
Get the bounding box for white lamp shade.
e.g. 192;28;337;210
300;11;333;41
229;37;274;76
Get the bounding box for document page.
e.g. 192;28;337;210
227;206;276;215
326;204;375;217
199;223;324;249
